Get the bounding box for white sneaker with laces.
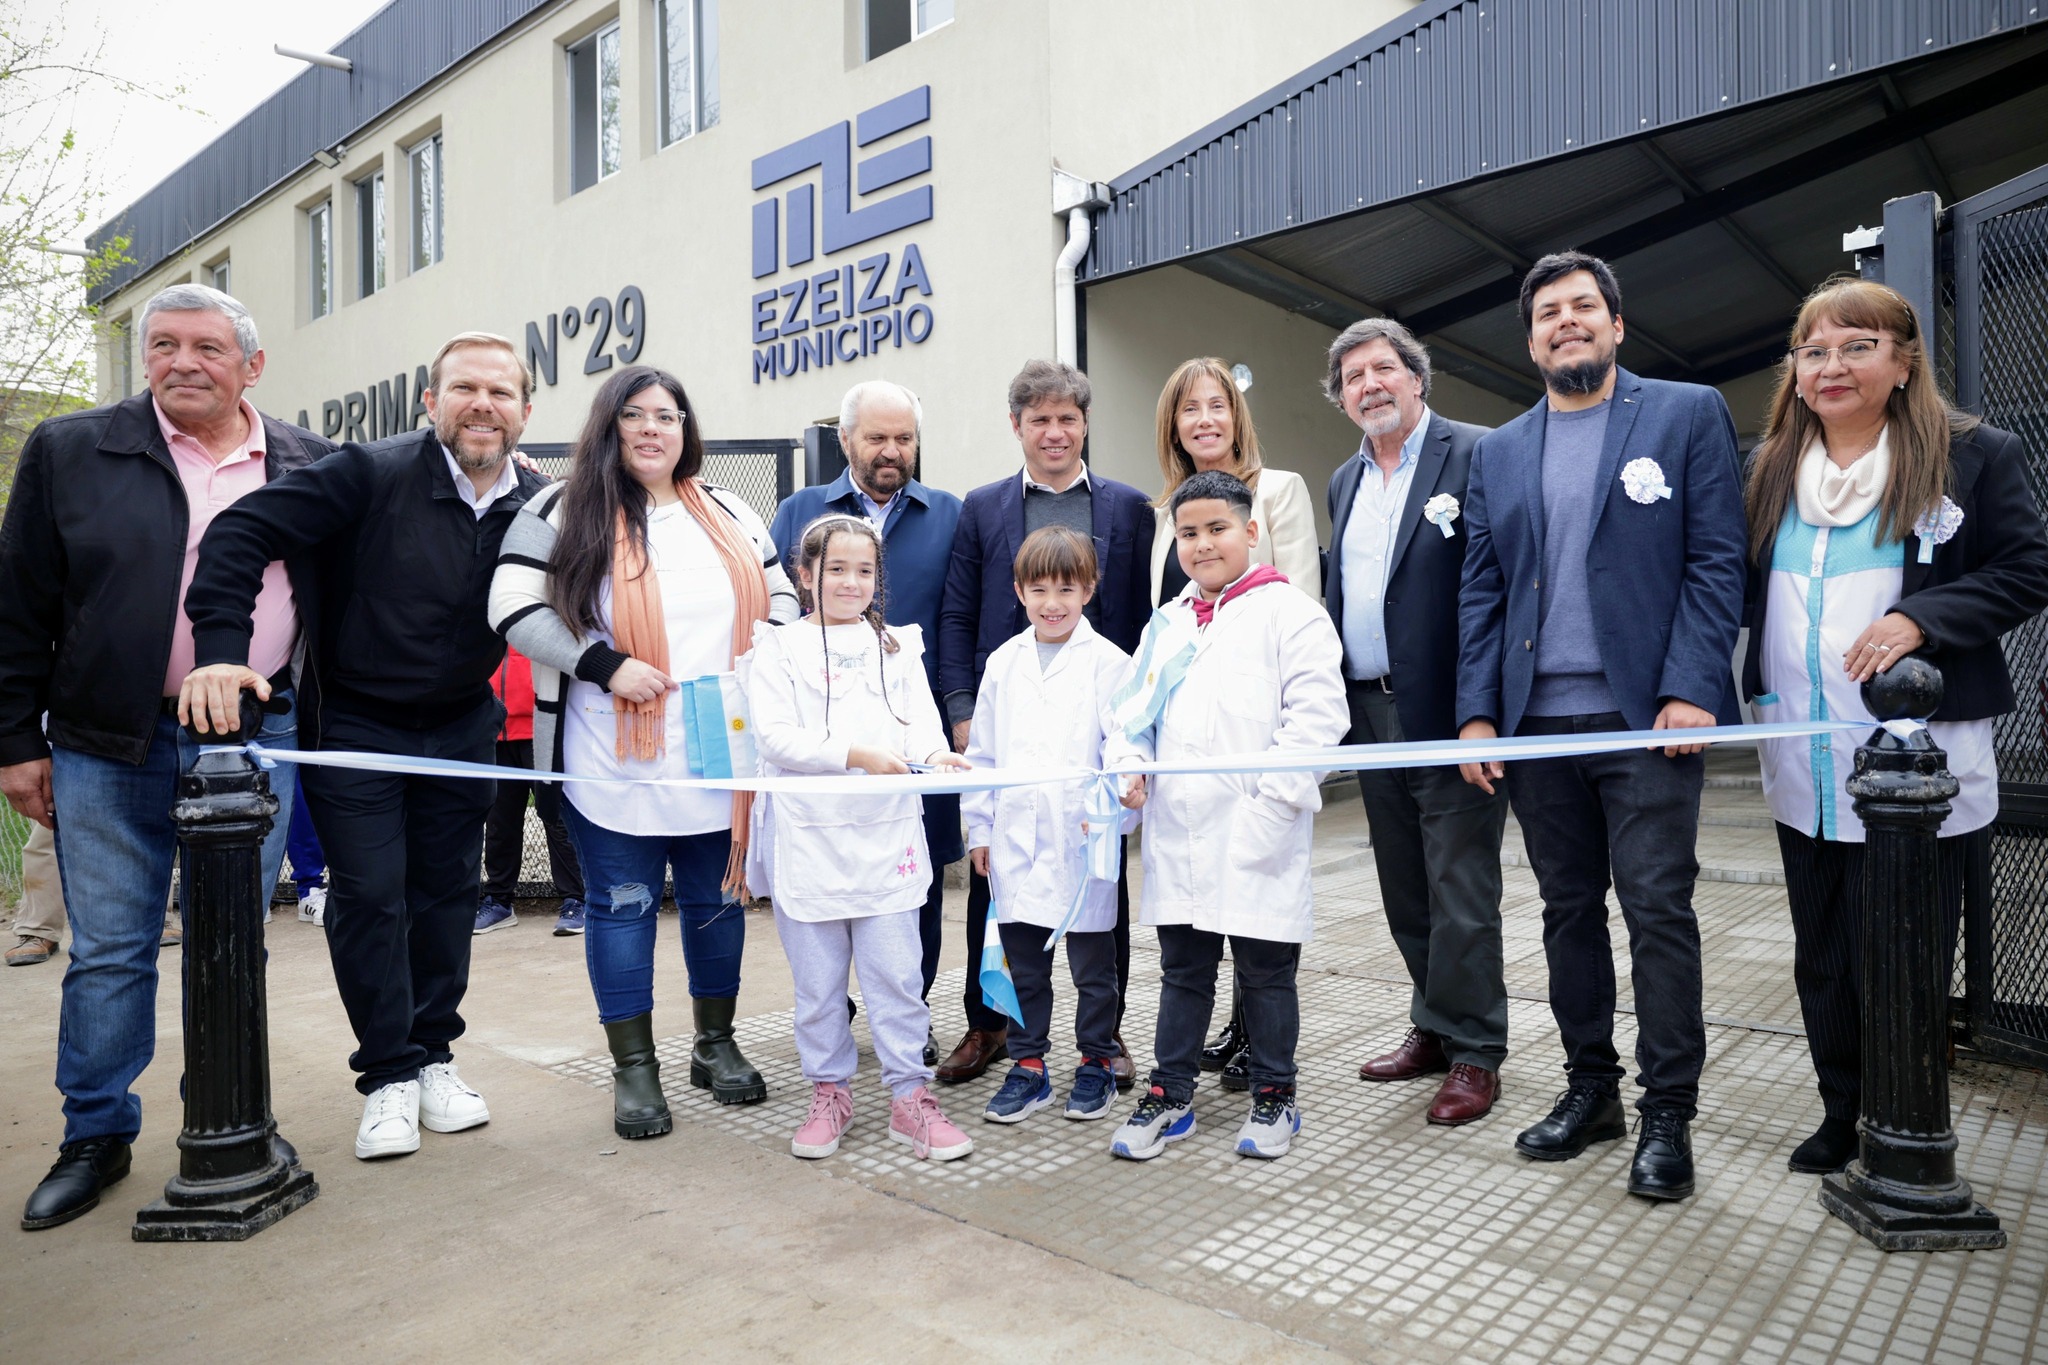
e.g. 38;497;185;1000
418;1060;490;1133
297;886;327;926
356;1080;422;1159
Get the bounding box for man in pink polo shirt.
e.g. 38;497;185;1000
0;283;335;1232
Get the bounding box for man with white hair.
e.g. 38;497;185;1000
0;283;334;1231
768;380;964;1057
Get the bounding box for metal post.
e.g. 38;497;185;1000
1880;191;1943;378
134;703;317;1241
1818;658;2004;1252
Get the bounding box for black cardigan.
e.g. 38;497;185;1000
1743;421;2048;723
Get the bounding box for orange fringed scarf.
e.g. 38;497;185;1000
609;478;773;894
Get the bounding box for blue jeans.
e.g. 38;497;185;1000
286;769;325;891
561;802;741;1023
50;697;297;1145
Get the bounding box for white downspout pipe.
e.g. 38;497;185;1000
1054;206;1091;368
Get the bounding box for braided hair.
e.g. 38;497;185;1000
792;513;905;734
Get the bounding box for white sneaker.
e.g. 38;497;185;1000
418;1060;490;1133
356;1080;421;1160
297;886;327;926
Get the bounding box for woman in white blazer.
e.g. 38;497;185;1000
1147;357;1322;607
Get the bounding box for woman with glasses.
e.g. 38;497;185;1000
1742;277;2048;1175
489;365;798;1138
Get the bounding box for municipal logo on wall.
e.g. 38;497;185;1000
749;86;936;383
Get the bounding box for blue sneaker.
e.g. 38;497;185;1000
1236;1088;1301;1159
1064;1061;1118;1121
1110;1087;1195;1160
552;898;587;936
473;896;517;935
982;1064;1055;1124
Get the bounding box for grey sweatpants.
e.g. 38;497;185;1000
776;907;933;1099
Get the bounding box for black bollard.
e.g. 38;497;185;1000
133;696;317;1241
1818;657;2005;1252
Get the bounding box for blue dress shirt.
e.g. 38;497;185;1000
1339;407;1432;680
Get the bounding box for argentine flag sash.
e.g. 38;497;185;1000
1107;604;1200;742
679;673;756;780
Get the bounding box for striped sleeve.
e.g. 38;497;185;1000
489;485;602;678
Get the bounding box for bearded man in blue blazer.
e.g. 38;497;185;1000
1456;252;1746;1203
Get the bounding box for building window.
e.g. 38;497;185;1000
356;169;387;297
866;0;951;60
308;201;333;319
113;318;133;397
209;259;231;295
657;0;719;145
409;133;444;271
568;23;622;192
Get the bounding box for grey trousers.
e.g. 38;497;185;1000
1349;684;1510;1069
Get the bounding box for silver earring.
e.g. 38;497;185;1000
1897;380;1907;390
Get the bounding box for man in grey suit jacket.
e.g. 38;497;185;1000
1323;320;1507;1127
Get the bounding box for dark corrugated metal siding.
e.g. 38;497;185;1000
1083;0;2044;281
88;0;557;305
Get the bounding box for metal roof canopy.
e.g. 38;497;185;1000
1081;1;2048;406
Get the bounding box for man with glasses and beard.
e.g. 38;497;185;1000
181;332;549;1163
1454;253;1745;1203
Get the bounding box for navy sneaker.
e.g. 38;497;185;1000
1064;1061;1117;1121
552;898;587;936
473;896;517;935
1110;1087;1196;1160
982;1064;1055;1124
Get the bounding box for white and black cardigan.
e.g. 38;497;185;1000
487;481;801;775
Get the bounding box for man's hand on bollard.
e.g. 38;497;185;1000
179;663;271;735
0;758;54;829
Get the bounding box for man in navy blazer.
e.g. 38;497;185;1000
934;359;1154;1084
768;381;962;1049
1322;319;1508;1128
1456;252;1745;1202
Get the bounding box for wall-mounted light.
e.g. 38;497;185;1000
275;44;352;72
311;149;341;169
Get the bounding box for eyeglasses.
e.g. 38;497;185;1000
1789;338;1888;371
620;406;686;429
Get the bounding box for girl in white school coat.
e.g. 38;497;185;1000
743;513;977;1163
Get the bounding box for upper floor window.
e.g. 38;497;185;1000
356;169;387;297
308;201;334;319
866;0;951;60
409;133;444;270
208;258;231;295
657;0;719;145
113;317;133;397
568;23;622;192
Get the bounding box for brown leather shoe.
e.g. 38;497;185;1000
934;1028;1008;1085
1357;1028;1449;1081
1426;1063;1500;1125
5;935;59;966
1109;1032;1136;1092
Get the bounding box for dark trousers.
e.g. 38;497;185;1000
1350;684;1510;1068
1509;712;1707;1117
481;738;584;900
300;700;500;1094
1152;925;1300;1103
996;921;1120;1063
1775;822;1970;1122
964;847;1130;1034
917;793;960;1001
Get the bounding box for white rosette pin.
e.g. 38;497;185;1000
1620;457;1673;505
1422;492;1461;538
1912;496;1964;564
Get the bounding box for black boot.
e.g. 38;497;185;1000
1515;1086;1627;1161
1628;1112;1695;1201
603;1013;673;1140
690;997;768;1105
1201;1000;1245;1072
1788;1115;1857;1174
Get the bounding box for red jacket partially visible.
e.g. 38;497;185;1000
494;646;536;742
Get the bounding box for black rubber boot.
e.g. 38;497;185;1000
603;1013;673;1140
690;997;768;1105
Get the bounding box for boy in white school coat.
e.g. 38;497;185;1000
1105;471;1348;1160
963;527;1133;1124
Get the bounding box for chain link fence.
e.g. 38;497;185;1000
0;805;28;914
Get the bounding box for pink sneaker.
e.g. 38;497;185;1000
791;1082;853;1159
889;1086;974;1161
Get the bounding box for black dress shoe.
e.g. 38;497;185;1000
1628;1112;1695;1201
1788;1116;1857;1174
22;1137;132;1231
1219;1045;1251;1093
922;1030;939;1068
1515;1087;1627;1161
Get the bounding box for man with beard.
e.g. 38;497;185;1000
1455;252;1744;1202
181;332;548;1161
1321;319;1508;1127
768;380;963;1059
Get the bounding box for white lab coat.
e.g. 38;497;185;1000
1102;577;1348;942
742;618;950;922
961;619;1133;932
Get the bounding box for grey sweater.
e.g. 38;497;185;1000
1528;401;1619;717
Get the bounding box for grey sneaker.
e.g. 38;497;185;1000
1109;1087;1195;1161
1235;1088;1301;1159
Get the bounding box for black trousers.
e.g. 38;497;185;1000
1152;926;1300;1102
1775;822;1970;1122
962;845;1130;1034
481;737;584;900
300;699;500;1094
997;920;1120;1063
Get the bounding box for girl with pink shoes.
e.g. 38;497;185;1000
743;514;976;1162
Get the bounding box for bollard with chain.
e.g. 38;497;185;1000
133;695;317;1241
1818;657;2005;1252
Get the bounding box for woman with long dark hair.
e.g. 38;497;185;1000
489;365;797;1138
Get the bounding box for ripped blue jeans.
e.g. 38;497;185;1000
560;803;742;1022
